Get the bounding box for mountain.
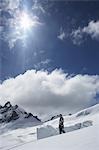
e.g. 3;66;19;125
0;101;42;132
46;113;72;122
45;115;60;122
0;103;99;150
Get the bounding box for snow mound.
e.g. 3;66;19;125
75;104;99;117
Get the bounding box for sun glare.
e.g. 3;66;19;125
19;12;34;31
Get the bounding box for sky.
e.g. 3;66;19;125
0;0;99;120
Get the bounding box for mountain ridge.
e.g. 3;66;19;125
0;101;42;130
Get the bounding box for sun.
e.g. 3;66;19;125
19;12;34;31
10;10;42;46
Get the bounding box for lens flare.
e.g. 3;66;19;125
19;12;34;31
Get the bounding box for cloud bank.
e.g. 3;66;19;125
0;69;99;120
71;20;99;45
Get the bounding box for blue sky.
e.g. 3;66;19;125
0;0;99;119
0;1;99;80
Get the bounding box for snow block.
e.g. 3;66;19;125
37;125;58;140
64;120;93;133
82;120;93;127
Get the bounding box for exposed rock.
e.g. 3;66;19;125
25;113;33;118
0;105;2;109
6;111;19;122
4;101;12;108
0;101;42;125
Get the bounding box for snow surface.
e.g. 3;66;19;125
0;104;99;150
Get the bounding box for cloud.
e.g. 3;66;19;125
0;0;21;11
58;32;65;41
57;27;66;41
32;1;46;14
71;27;84;45
40;59;51;65
83;21;99;40
0;26;4;33
34;59;51;70
71;20;99;45
0;0;43;49
0;69;99;120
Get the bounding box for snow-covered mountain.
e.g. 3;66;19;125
45;115;60;122
0;101;42;133
0;103;99;150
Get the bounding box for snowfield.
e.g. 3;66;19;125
0;104;99;150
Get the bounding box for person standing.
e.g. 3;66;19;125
59;114;65;134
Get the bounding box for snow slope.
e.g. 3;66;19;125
0;104;99;150
15;118;99;150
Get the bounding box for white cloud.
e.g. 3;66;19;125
34;59;51;70
57;27;66;41
83;21;99;40
32;1;46;14
71;27;84;45
40;59;51;65
71;20;99;45
6;0;21;10
0;0;21;11
0;69;99;120
58;32;65;41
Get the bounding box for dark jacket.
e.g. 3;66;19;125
59;116;64;128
